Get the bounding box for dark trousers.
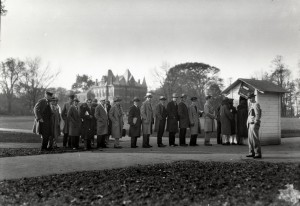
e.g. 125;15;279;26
142;134;150;147
189;135;197;146
217;121;222;144
157;119;166;145
41;135;50;150
179;128;187;145
71;136;79;148
131;136;138;147
84;134;93;149
97;135;107;148
169;132;176;145
63;133;71;147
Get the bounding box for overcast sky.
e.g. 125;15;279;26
0;0;299;90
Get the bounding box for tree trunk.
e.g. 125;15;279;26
6;94;12;114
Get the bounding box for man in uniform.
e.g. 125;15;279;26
246;93;262;159
166;93;179;146
178;94;190;146
33;90;54;151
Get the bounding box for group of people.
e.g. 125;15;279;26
33;90;262;158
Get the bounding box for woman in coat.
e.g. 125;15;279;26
50;97;61;149
67;98;81;149
237;99;248;145
109;97;124;149
128;97;142;148
220;98;233;145
188;97;202;146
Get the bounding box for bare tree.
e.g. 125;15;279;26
0;58;26;113
151;61;171;98
16;57;60;111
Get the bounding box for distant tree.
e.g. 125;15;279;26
163;62;223;109
16;57;60;111
72;74;95;91
0;58;26;113
0;0;7;16
152;61;171;98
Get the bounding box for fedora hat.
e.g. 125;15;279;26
191;97;197;101
113;96;122;102
45;90;54;96
145;92;153;98
73;98;80;102
172;93;178;98
159;96;167;100
133;97;140;102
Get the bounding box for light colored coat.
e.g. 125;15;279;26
247;102;261;127
67;105;81;136
204;102;215;132
95;104;108;135
141;99;153;135
189;104;201;135
109;103;123;139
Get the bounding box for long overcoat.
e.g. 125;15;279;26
154;103;167;133
80;104;94;138
95;104;108;135
61;101;72;134
178;101;190;129
204;102;215;132
188;105;201;135
237;104;248;138
220;103;233;135
51;105;61;139
166;101;179;133
128;105;142;138
109;103;123;139
141;100;153;135
91;103;98;135
33;98;52;136
67;105;81;136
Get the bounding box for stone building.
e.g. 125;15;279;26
77;69;147;112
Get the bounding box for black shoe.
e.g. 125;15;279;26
148;145;153;148
131;146;138;148
246;154;255;158
180;144;188;146
204;143;212;146
231;143;237;145
114;146;122;149
253;155;262;159
142;145;151;148
158;144;166;147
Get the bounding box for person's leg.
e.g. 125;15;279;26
217;121;221;144
147;134;152;147
247;126;255;156
179;128;184;145
41;135;48;150
97;135;101;148
131;136;136;148
204;132;212;146
253;125;262;157
142;134;148;147
63;133;68;147
114;137;121;148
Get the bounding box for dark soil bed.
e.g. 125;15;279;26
0;161;299;206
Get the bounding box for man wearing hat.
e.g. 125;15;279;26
178;94;190;146
166;93;179;146
105;100;112;144
203;95;216;146
67;97;81;149
80;99;94;150
141;93;154;148
61;93;76;148
49;96;61;149
188;97;202;146
91;99;98;146
128;97;142;148
154;96;168;147
246;93;262;159
109;96;124;148
33;90;54;151
95;97;109;149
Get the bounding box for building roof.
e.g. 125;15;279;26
222;78;288;94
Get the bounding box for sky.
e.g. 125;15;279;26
0;0;299;91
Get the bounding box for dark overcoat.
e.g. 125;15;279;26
67;105;81;136
178;101;190;128
220;103;233;135
91;103;98;135
94;104;108;136
166;101;179;133
237;104;248;138
33;98;52;136
154;103;167;133
80;104;94;138
229;105;237;135
128;105;142;138
61;101;72;134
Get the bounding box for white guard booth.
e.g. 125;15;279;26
222;78;287;145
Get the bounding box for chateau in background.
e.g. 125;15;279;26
77;69;147;112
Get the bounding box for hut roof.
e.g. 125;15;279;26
222;78;288;94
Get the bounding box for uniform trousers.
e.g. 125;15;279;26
248;123;261;156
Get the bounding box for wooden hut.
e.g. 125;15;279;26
222;78;287;145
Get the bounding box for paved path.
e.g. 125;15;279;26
0;137;300;181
